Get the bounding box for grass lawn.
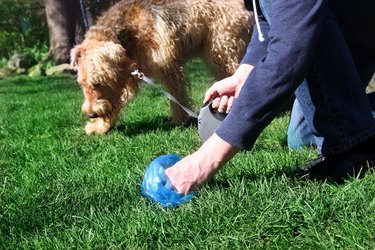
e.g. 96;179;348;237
0;60;374;249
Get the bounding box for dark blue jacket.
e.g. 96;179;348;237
216;0;328;149
216;0;375;150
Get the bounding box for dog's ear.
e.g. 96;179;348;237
89;42;128;89
70;44;86;70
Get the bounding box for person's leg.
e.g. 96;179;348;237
287;97;316;149
286;0;375;151
299;12;375;154
293;10;375;182
349;44;375;111
369;92;375;117
287;45;375;152
257;0;375;182
329;0;375;112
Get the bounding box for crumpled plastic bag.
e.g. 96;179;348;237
141;154;194;207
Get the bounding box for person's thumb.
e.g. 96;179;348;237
203;86;217;104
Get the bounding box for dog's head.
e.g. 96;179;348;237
71;41;140;134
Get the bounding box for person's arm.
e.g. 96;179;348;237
166;0;327;194
165;133;239;195
164;19;270;194
217;0;327;150
204;11;270;113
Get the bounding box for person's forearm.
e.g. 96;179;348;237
199;133;239;166
164;133;239;194
233;64;254;85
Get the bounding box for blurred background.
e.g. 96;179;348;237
0;0;118;78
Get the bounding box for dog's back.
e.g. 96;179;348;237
87;0;253;77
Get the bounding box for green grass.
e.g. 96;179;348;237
0;60;374;249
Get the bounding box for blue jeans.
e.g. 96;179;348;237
287;98;319;150
288;97;375;152
259;0;375;155
287;44;375;151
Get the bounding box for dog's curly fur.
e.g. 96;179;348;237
71;0;253;134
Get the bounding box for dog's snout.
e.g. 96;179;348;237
88;113;99;118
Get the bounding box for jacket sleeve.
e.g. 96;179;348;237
241;13;270;66
216;0;327;150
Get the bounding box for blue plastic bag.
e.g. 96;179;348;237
141;154;194;207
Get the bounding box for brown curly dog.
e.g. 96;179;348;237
71;0;253;135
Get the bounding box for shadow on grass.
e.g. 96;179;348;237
209;164;375;190
113;115;197;137
209;166;296;190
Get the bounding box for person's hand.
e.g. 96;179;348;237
165;133;239;194
204;64;254;113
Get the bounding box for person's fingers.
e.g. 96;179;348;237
226;96;234;113
164;166;184;194
211;97;221;109
218;95;229;113
204;86;217;104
